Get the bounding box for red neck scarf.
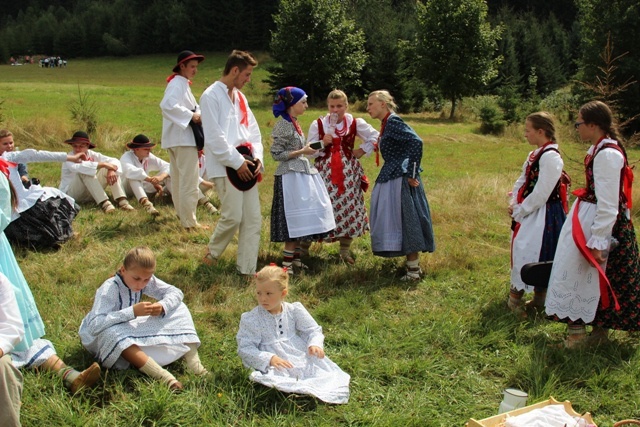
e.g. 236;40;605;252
237;92;249;128
166;74;192;85
0;158;15;179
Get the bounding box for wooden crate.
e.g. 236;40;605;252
466;396;596;427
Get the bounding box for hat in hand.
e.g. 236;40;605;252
226;144;258;192
172;50;205;73
65;131;96;149
127;134;156;149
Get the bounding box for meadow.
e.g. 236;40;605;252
2;53;640;426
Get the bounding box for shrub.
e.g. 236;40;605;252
470;96;506;134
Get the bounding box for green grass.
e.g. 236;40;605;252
2;54;640;426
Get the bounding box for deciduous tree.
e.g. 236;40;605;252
415;0;501;118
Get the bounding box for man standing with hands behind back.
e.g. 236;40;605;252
160;50;207;230
200;50;263;275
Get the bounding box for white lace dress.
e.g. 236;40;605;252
237;301;350;404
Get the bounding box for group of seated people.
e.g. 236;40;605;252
0;129;218;249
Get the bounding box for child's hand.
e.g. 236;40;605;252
407;177;419;188
308;346;325;359
133;302;164;317
270;355;293;370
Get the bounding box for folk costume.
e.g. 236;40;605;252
160;51;204;228
60;132;128;208
546;138;640;329
0;272;24;427
370;114;435;257
237;301;350;404
79;273;200;369
510;143;566;291
0;165;46;353
307;113;378;241
2;150;78;249
270;87;335;243
200;78;263;275
120;137;171;201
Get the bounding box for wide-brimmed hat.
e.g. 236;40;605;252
65;131;95;149
172;50;205;73
226;145;258;192
127;134;156;149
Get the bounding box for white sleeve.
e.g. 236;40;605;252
142;276;184;316
292;302;324;349
246;105;264;167
120;153;148;181
588;148;624;249
0;273;25;355
160;81;194;130
355;118;380;154
4;149;67;163
80;281;135;337
514;151;563;222
236;312;273;372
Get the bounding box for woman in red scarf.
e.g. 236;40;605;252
306;90;379;264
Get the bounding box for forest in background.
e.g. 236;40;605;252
1;0;638;134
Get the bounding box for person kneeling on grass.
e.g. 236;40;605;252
59;131;134;213
79;246;207;391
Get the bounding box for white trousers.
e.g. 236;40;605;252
167;146;199;227
65;168;126;205
208;177;261;275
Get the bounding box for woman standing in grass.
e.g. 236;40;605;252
270;87;335;274
545;100;640;347
366;90;435;281
306;89;379;264
508;112;567;316
236;264;350;403
79;246;207;391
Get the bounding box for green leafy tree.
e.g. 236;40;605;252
415;0;501;119
268;0;367;103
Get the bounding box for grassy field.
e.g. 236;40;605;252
2;53;640;426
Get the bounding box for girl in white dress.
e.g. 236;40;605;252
545;101;640;347
508;112;567;315
236;264;350;404
79;246;207;391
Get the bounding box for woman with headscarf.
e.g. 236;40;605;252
270;87;335;274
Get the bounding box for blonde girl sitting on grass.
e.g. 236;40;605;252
79;246;207;391
236;264;350;404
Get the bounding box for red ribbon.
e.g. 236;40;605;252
570;199;620;311
0;159;16;179
238;92;249;128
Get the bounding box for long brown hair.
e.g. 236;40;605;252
526;111;558;143
579;101;623;142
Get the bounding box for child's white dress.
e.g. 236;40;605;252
79;273;200;369
237;301;350;404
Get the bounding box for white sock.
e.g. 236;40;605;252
184;343;208;376
139;357;177;385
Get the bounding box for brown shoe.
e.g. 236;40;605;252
168;379;184;392
69;362;101;393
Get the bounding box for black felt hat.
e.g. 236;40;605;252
65;131;96;149
172;50;205;73
226;145;258;192
127;134;156;149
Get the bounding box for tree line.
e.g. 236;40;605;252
1;0;638;134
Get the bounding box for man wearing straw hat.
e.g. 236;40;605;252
160;50;207;230
199;50;263;275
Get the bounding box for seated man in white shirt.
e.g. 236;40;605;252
120;134;170;216
59;131;134;213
